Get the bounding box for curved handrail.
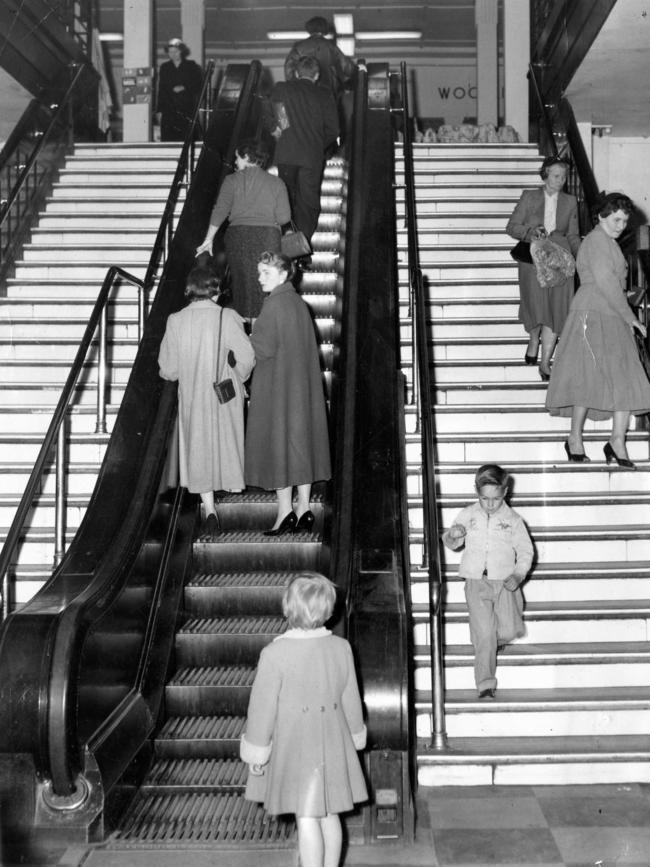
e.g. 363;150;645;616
0;266;144;620
399;62;447;749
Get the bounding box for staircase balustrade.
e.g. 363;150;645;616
398;62;448;750
0;61;215;619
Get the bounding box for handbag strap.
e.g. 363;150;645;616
215;308;224;382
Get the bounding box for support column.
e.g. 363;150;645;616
503;0;529;140
475;0;498;126
180;0;205;68
123;0;153;141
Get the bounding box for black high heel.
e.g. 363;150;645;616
564;441;590;463
603;442;636;469
539;364;551;382
524;352;538;365
263;511;297;536
294;510;315;533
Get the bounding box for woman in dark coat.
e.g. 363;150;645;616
156;38;202;142
245;252;331;534
506;156;581;380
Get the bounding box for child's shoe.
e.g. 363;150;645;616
478;688;496;699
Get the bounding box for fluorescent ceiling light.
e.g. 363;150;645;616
356;31;422;40
267;31;308;40
333;14;354;35
99;32;124;42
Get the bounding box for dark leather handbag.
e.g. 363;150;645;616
510;240;533;264
281;222;311;259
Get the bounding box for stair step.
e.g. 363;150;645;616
155;715;245;759
141;757;247;792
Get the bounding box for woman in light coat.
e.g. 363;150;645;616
159;266;255;532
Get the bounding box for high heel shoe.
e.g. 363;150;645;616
524;352;538;365
294;510;315;533
603;442;636;469
539;364;551;382
263;511;298;536
564;440;590;463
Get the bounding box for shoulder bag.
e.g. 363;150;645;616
213;310;236;404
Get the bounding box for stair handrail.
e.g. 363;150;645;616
0;62;91;281
398;62;447;749
0;60;216;618
0;266;144;620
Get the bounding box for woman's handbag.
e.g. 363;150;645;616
530;236;576;289
281;222;311;259
509;240;533;264
213;310;236;404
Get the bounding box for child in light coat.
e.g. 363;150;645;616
443;464;533;699
240;573;368;867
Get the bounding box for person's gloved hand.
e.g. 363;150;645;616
503;575;519;591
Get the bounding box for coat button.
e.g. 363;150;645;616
302;706;308;713
320;706;325;712
333;703;338;709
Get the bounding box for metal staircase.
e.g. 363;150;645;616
398;142;650;786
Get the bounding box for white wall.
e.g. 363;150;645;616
0;68;32;146
592;135;650;220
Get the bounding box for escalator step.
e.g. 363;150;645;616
158;715;245;741
142;757;247;791
170;665;255;686
189;571;293;589
117;791;295;844
179;616;285;636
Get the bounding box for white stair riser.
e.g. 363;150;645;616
395;159;540;172
32;231;159;246
1;472;99;495
45;200;175;214
0;441;108;462
399;283;519;302
396;187;526;200
430;466;650;495
409;215;515;230
419;762;650;787
396;144;540;157
15;580;51;606
418;502;650;529
432;410;612;434
0;503;85;527
22;249;151;264
439;537;650;565
399;246;516;264
429;343;529;361
419;708;650;739
13;265;147;280
7;537;75;565
0;343;137;362
421;616;650;646
399;264;516;281
1;302;140;319
427;302;520;321
66;159;180;171
430;438;650;463
73;146;183;157
50;186;179;200
417;662;650;691
37;216;169;230
428;364;547;384
4;365;132;385
410;577;650;605
0;321;138;339
435;387;545;405
59;172;180;185
398;199;519;214
0;386;126;406
395;171;540;185
402;320;520;339
5;285;154;303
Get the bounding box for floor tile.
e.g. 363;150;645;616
433;828;562;865
552;827;650;863
427;796;547;829
538;792;650;827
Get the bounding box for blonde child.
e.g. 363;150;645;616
240;573;368;867
442;464;533;699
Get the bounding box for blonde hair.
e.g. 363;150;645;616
282;573;337;629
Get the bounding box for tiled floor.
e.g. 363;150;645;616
12;783;649;867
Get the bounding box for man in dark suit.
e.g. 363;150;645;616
269;56;340;244
284;16;356;100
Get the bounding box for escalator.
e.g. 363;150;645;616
0;62;413;862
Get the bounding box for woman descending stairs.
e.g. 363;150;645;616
0;142;187;609
396;142;650;786
98;158;366;852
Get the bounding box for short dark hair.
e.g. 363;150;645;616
305;16;329;35
185;265;220;298
475;464;509;491
259;249;296;281
236;139;269;168
539;155;570;180
296;56;320;80
593;191;633;220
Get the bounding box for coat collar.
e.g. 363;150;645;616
277;627;332;640
267;281;295;299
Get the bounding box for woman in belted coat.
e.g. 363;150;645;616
506;156;581;380
245;251;331;535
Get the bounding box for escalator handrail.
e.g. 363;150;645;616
0;265;144;621
43;62;265;799
399;62;447;748
0;63;89;229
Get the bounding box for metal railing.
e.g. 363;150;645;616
398;62;447;749
0;61;215;620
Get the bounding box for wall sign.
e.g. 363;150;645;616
123;68;153;104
